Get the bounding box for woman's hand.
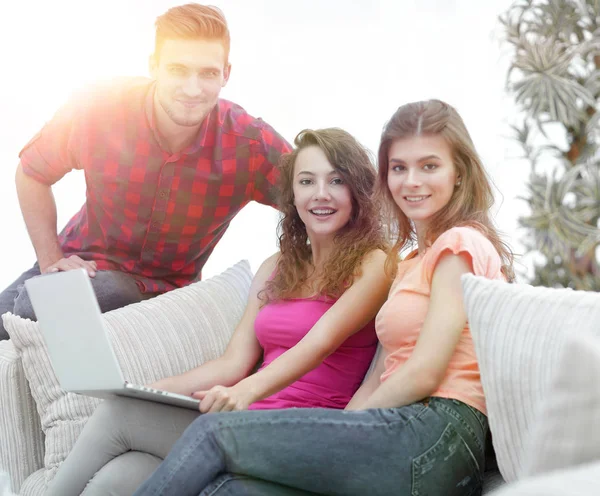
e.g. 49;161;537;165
193;383;257;413
149;377;177;394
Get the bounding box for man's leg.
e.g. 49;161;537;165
13;270;152;322
0;264;41;340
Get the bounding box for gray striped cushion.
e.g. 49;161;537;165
0;341;44;492
525;330;600;476
19;469;44;496
461;274;600;482
3;260;252;488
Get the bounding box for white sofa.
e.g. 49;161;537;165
0;261;254;494
0;341;500;494
2;263;597;495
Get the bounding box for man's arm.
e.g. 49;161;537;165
15;162;96;276
16;162;62;270
251;124;292;207
15;85;101;276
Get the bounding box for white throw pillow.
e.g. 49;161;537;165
2;260;252;486
461;274;600;482
524;330;600;476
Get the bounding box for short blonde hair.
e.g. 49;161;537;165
154;3;230;63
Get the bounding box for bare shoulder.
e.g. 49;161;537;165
352;249;389;287
251;252;282;289
343;248;391;303
360;248;387;271
257;252;281;274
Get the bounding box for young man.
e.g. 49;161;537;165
0;3;291;340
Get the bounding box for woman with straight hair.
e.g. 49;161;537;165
133;100;514;496
46;128;390;496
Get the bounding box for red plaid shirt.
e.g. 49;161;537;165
19;78;291;293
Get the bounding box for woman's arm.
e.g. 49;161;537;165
197;249;391;412
355;251;472;410
151;255;279;396
344;346;387;410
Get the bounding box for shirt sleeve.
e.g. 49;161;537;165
422;226;502;284
251;122;292;208
18;89;88;185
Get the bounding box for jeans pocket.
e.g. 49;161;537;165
411;422;482;496
456;401;488;435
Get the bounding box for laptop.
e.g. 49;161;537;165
25;269;201;410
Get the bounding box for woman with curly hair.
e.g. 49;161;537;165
47;128;390;495
133;100;515;496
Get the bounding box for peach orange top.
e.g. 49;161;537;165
375;226;504;415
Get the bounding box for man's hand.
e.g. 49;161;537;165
42;255;97;277
193;384;256;413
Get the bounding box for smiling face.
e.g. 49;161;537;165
386;135;458;235
150;38;230;130
292;145;353;242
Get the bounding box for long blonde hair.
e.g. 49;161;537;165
263;128;387;303
376;100;514;281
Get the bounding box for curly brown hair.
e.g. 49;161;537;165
263;128;387;303
376;100;515;281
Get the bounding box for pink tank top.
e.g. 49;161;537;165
249;296;377;410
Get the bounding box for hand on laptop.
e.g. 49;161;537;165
43;255;97;277
193;384;254;413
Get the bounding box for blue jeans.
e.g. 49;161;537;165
134;397;488;496
0;264;150;340
199;474;319;495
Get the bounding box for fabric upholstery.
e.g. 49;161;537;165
0;341;44;492
461;274;600;482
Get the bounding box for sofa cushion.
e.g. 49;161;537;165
524;329;600;476
461;274;600;482
0;341;44;492
18;468;45;496
492;460;600;496
2;260;252;488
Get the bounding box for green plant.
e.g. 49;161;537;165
501;0;600;289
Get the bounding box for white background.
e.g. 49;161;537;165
0;0;531;289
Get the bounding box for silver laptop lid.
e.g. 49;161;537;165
25;269;126;392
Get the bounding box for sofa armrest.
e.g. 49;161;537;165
0;340;44;493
